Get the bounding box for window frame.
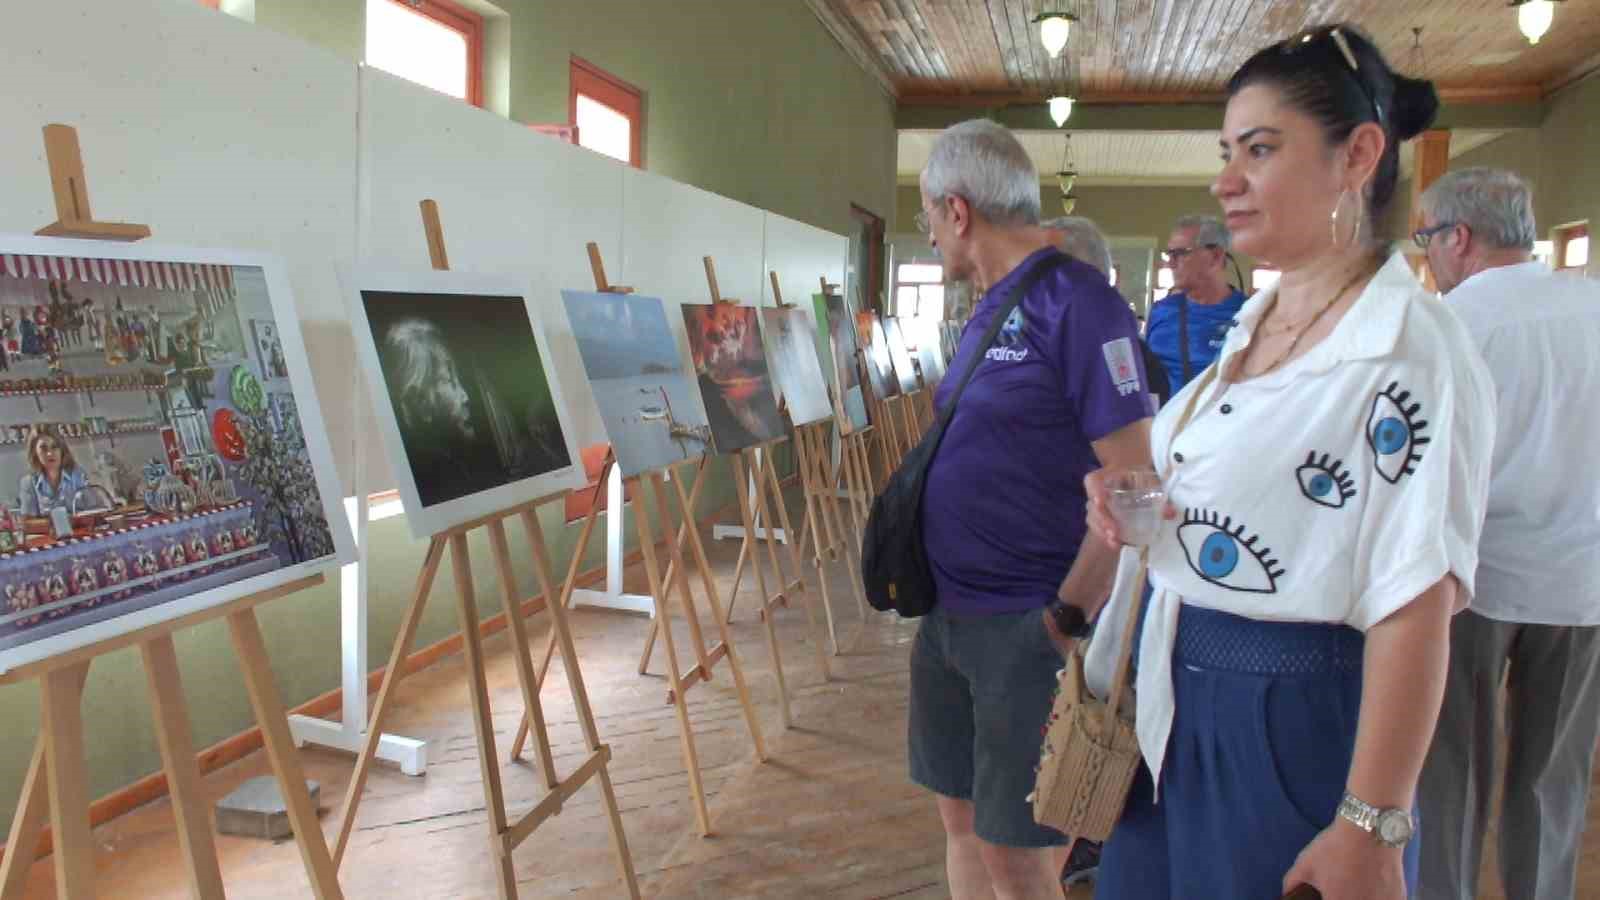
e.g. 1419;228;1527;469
366;0;484;107
569;56;644;168
1555;222;1590;271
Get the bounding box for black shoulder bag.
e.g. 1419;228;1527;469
861;254;1066;617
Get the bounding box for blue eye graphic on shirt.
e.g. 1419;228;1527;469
1296;451;1357;508
1177;509;1286;594
1366;381;1431;484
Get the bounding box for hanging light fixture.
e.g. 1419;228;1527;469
1032;11;1077;59
1511;0;1562;46
1048;96;1075;127
1056;133;1079;213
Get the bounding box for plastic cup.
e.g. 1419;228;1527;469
1105;469;1166;546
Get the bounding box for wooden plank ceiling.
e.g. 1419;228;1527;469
812;0;1600;103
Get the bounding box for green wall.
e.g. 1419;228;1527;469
1538;74;1600;261
0;0;886;818
254;0;898;236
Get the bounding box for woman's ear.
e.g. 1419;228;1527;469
1344;121;1387;193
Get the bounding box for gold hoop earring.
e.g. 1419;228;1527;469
1330;188;1362;249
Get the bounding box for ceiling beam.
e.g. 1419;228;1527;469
896;97;1547;133
803;0;899;99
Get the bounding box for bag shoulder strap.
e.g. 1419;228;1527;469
1099;361;1218;727
932;252;1066;437
1177;295;1193;383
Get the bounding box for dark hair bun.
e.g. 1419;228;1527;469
1390;74;1439;141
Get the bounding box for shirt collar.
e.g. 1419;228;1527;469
1216;250;1421;378
1451;260;1545;294
977;247;1064;313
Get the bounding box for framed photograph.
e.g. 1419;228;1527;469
561;290;712;477
819;293;869;432
915;319;948;391
350;269;586;538
883;317;922;394
860;313;899;400
760;307;833;426
681;303;784;453
0;236;352;673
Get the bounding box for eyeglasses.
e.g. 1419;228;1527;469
1162;245;1217;263
1279;26;1384;128
1412;221;1458;249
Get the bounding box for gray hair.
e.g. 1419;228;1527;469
1041;216;1114;275
921;119;1041;227
1173;214;1231;252
1420;167;1537;251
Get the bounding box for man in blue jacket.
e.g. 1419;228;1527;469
1143;215;1246;392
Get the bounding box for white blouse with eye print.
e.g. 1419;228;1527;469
1119;251;1496;790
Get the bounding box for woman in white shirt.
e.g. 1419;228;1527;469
1059;24;1495;900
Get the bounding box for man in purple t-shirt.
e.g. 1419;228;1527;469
909;119;1154;899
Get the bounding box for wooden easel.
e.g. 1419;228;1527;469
697;261;831;704
331;203;639;900
514;243;768;837
792;420;869;623
0;124;338;900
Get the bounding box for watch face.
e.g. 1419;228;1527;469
1376;811;1413;845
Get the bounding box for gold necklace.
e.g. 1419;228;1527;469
1248;266;1371;376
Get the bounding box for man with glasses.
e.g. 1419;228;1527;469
1143;215;1246;392
1415;167;1600;900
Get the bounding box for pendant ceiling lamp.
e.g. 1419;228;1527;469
1511;0;1562;46
1032;12;1077;59
1048;96;1075;128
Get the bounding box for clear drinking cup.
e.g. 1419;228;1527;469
1105;469;1166;547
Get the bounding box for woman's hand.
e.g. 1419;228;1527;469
1282;821;1406;900
1084;469;1176;550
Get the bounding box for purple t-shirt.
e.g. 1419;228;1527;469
922;249;1152;616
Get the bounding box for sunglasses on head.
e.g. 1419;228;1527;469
1278;26;1385;128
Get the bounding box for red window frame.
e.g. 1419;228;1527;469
851;204;886;313
372;0;484;107
198;0;221;7
569;56;644;168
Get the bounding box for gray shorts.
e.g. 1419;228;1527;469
908;604;1069;848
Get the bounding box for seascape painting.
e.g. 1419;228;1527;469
916;319;948;391
562;290;712;477
353;270;583;537
883;317;922;394
681;303;784;453
860;312;898;400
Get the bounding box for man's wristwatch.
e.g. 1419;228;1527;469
1336;792;1414;848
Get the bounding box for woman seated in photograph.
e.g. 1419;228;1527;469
18;425;90;517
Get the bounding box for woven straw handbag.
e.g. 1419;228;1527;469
1029;553;1148;841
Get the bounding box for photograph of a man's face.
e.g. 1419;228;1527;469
361;290;574;511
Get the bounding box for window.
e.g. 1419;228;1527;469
852;205;887;312
570;57;643;166
1156;266;1174;290
894;261;945;335
1556;223;1589;271
1109;265;1119;288
366;0;483;106
1253;269;1281;291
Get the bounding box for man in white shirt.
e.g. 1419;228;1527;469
1415;167;1600;900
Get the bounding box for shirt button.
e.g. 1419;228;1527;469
1173;452;1185;464
1220;404;1233;414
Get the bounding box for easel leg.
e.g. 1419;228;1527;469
764;445;839;658
334;536;445;867
792;431;844;654
0;735;48;900
519;512;640;899
534;497;602;689
732;452;790;728
228;609;344;900
671;473;768;762
723;532;752;623
632;488;713;836
445;535;518;900
649;474;714;678
636;463;710;676
141;636;226;899
810;427;869;620
41;662;94;899
486;521;557;788
749;447;829;682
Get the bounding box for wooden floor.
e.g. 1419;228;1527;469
7;508;1600;898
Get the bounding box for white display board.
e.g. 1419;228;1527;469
0;0;361;490
356;66;628;489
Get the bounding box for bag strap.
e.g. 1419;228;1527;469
1100;362;1219;730
929;253;1066;443
1177;295;1193;383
